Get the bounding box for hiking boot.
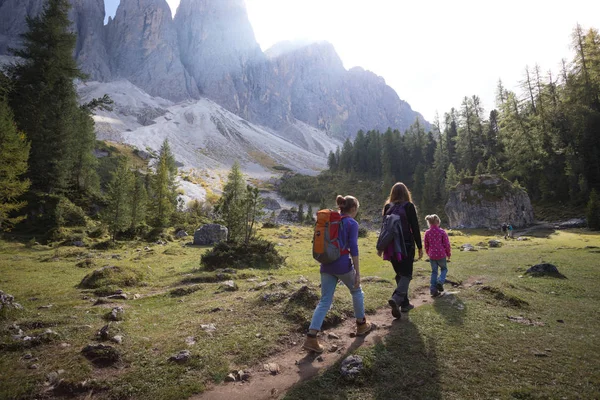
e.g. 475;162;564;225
400;303;415;312
356;319;373;336
436;282;444;292
388;299;401;319
302;334;324;353
431;290;441;298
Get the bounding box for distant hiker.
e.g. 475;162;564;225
508;223;514;238
303;195;372;353
424;214;451;297
501;223;508;239
378;183;423;319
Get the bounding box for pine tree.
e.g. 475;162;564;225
306;204;315;223
445;163;459;194
102;159;133;241
475;162;486;176
130;170;148;231
7;0;87;194
587;189;600;230
217;162;246;242
244;185;263;244
150;140;178;228
0;98;31;231
297;203;304;223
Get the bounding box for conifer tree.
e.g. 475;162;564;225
244;185;263;244
102;159;133;241
445;163;459;194
130;170;148;231
297;203;304;222
7;0;88;194
217;162;246;242
587;189;600;230
150;140;178;228
306;204;315;223
0;98;31;231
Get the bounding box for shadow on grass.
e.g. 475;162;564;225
285;319;441;400
433;293;467;326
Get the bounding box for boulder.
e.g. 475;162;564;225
340;355;363;380
168;350;191;364
262;197;282;211
175;230;189;238
488;240;502;248
193;224;228;245
556;218;587;229
0;290;23;312
525;263;566;278
108;307;124;321
277;209;301;224
445;175;534;229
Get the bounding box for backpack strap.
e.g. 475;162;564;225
339;215;351;255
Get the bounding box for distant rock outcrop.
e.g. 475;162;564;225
106;0;199;101
445;175;534;229
175;0;264;113
0;0;429;139
0;0;111;81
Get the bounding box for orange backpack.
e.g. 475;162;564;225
312;209;349;264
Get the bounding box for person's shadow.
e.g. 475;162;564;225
432;291;467;326
285;318;441;399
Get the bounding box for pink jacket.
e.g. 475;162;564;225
424;226;451;260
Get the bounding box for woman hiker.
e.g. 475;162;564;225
378;182;423;319
303;195;372;353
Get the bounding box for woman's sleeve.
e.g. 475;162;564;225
348;220;359;257
407;203;422;249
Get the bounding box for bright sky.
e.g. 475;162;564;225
104;0;600;123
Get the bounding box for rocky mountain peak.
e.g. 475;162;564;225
106;0;199;101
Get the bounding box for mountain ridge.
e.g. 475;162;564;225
0;0;430;139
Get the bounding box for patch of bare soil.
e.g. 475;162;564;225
192;287;436;400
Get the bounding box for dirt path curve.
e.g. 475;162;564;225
191;285;446;400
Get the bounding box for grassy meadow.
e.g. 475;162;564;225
1;225;599;399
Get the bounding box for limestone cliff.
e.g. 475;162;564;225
106;0;198;101
445;175;534;229
0;0;111;81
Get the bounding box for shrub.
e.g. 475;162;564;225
55;197;87;227
358;226;369;238
262;221;279;229
88;225;107;239
200;239;285;270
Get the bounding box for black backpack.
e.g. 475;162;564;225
376;203;408;256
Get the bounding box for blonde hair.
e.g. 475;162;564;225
383;182;413;215
425;214;441;227
336;195;359;214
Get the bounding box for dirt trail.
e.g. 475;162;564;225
192;284;456;400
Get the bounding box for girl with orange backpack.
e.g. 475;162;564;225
303;195;372;353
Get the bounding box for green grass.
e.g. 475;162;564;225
1;227;600;399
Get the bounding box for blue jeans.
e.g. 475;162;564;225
309;269;365;331
430;258;448;293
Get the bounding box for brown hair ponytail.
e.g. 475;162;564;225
336;195;360;214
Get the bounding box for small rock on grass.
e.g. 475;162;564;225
168;350;191;364
111;335;123;344
264;362;280;375
225;373;236;382
341;355;363;380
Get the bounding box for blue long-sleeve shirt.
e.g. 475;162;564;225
320;216;359;275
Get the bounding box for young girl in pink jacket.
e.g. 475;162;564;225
423;214;451;297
